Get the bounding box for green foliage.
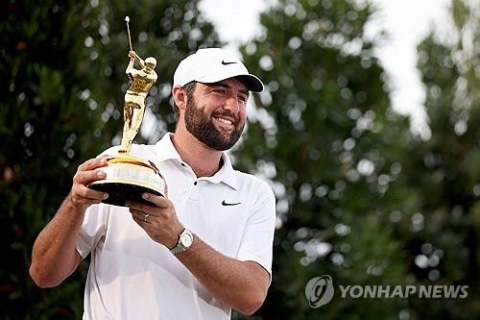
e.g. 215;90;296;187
403;0;480;318
233;0;480;319
0;0;220;318
233;0;416;318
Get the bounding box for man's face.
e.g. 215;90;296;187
184;78;249;151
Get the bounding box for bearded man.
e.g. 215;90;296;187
30;48;275;320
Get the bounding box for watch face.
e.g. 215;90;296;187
180;231;193;247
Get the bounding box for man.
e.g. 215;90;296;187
119;50;158;154
29;48;276;319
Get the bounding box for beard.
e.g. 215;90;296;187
184;96;244;151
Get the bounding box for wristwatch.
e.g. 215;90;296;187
170;229;194;255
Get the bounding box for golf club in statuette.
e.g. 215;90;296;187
89;16;165;207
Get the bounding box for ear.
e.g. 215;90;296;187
172;86;187;111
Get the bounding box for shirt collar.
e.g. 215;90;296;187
154;133;183;163
208;152;238;190
154;133;238;190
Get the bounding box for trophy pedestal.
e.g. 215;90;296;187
89;154;166;207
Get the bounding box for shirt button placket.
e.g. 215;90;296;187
190;179;200;201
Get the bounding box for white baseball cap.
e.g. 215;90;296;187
173;48;264;92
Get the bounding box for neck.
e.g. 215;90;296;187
171;128;223;178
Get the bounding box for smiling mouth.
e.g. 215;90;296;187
215;116;233;124
213;116;237;129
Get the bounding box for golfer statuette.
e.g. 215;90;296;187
89;16;166;206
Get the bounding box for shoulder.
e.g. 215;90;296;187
233;169;275;200
130;144;157;156
231;170;276;222
97;146;119;157
234;170;269;187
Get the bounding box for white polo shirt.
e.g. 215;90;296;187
77;133;276;320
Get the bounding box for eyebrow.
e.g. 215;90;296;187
207;82;249;97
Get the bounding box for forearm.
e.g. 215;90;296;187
29;194;85;288
176;236;269;315
29;156;108;287
127;194;270;314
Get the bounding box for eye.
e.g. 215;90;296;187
238;95;248;104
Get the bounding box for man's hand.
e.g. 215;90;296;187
127;193;184;248
29;156;110;288
127;193;270;315
68;156;110;210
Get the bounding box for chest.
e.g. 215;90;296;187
161;164;250;257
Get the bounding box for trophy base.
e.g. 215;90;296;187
89;154;166;207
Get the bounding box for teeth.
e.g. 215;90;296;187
216;117;233;125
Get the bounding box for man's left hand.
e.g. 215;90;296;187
127;193;184;248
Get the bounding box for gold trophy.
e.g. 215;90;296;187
89;16;166;207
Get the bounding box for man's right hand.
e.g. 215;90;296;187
68;156;110;210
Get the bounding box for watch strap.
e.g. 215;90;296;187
170;229;193;255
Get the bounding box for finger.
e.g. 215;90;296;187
74;184;108;201
141;193;170;209
70;190;106;207
78;156;110;172
131;213;143;226
74;169;107;186
130;210;151;224
70;194;103;206
126;201;158;216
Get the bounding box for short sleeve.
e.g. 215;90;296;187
236;180;276;281
76;204;109;259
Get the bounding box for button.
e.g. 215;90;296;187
181;163;186;167
194;181;197;186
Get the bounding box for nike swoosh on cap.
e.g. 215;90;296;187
221;60;238;65
221;200;241;206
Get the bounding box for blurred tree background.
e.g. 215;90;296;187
237;0;415;319
400;0;480;318
235;0;480;319
1;0;479;319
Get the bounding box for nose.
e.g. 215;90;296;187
223;95;240;114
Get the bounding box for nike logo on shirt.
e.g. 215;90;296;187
221;60;238;66
222;200;241;206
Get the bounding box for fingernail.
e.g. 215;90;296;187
103;193;109;199
97;171;105;178
142;193;149;199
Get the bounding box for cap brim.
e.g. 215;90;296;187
237;74;264;92
196;73;264;92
